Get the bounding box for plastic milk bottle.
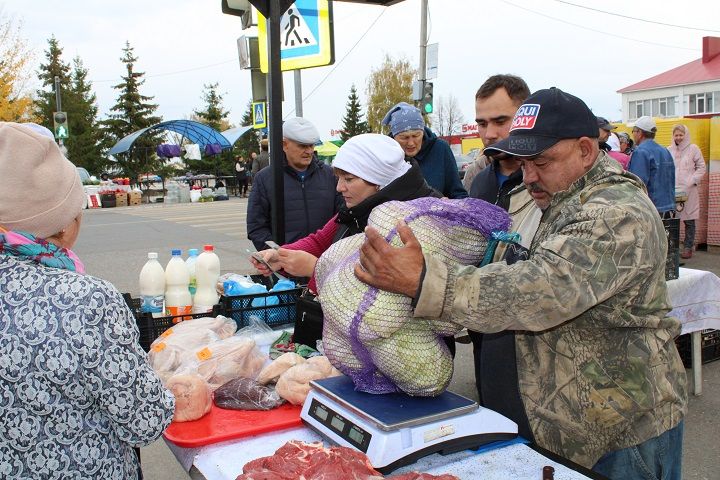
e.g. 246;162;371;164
192;244;220;314
139;252;165;318
165;249;192;319
186;248;199;297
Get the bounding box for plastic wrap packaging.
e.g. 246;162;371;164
167;373;212;422
157;315;237;340
187;336;268;390
275;356;342;405
256;352;306;385
149;328;220;382
213;377;285;410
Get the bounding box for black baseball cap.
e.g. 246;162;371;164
596;116;616;131
483;87;599;158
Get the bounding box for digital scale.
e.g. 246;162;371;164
300;375;518;474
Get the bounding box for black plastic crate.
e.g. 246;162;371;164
675;330;720;368
221;275;303;329
122;293;221;352
663;218;680;281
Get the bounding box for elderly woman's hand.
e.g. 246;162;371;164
249;249;280;276
276;249;318;278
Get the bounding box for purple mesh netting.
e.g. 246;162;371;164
316;197;510;396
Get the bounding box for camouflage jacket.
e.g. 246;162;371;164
415;152;688;467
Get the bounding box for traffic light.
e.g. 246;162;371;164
53;111;69;139
422;82;434;115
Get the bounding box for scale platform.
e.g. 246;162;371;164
301;375;518;473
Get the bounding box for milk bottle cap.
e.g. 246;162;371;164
147;252;158;259
203;245;214;252
188;248;199;256
171;249;182;256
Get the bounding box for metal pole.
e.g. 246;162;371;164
54;76;64;148
267;0;286;245
294;70;303;117
418;0;428;83
54;76;62;111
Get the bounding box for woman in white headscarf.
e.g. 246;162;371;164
250;133;440;294
0;123;174;479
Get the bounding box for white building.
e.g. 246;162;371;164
618;37;720;123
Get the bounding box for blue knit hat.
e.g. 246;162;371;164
381;102;425;137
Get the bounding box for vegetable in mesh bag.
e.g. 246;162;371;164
316;197;510;396
166;372;212;422
213;377;285;410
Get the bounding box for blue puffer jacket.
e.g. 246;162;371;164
413;127;468;199
247;155;343;250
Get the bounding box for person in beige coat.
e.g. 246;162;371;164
668;124;706;258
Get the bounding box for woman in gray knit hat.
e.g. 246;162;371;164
0;122;174;479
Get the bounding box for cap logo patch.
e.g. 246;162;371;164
511;104;541;131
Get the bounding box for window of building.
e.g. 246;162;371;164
628;96;676;120
688;92;720;115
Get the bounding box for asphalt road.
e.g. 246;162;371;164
73;198;720;480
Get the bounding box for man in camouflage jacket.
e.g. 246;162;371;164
355;88;687;477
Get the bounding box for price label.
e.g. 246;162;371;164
196;347;213;361
151;342;166;353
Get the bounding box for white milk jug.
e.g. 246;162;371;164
139;252;165;318
165;249;192;319
193;244;220;314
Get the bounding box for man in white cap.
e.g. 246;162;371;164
247;117;343;252
628;116;676;217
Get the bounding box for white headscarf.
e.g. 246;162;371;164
332;134;411;188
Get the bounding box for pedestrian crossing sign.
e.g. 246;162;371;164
258;0;334;73
253;102;267;129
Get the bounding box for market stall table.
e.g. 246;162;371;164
166;426;603;480
666;267;720;395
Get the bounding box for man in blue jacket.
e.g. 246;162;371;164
628;116;676;217
382;102;467;199
247;117;343;251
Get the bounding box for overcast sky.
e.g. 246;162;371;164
4;0;717;140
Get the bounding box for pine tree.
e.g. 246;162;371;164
34;35;71;131
102;41;162;182
235;101;260;159
340;85;368;142
191;83;232;175
65;57;104;173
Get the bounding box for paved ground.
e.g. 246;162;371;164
73;199;720;479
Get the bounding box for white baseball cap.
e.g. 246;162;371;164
634;116;656;133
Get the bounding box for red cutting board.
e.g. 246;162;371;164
164;403;303;448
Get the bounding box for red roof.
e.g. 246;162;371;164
618;36;720;93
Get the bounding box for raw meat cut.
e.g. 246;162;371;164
214;377;285;410
275;356;342;405
237;440;383;480
149;328;219;381
256;352;306;385
167;373;212;422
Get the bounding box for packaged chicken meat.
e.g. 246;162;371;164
150;315;236;348
275;356;342;405
188;336;268;390
166;373;212;422
256;352;306;385
213;377;285;410
149;328;220;382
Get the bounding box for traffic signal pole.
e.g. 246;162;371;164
54;76;63;147
418;0;427;87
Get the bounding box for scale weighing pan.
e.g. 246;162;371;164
301;375;518;474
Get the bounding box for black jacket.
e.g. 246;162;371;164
332;160;441;243
413;127;468;199
247;155;343;251
468;159;524;209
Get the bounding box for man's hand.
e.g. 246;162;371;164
249;249;279;276
354;220;424;298
277;249;318;277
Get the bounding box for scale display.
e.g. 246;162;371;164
308;398;371;452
